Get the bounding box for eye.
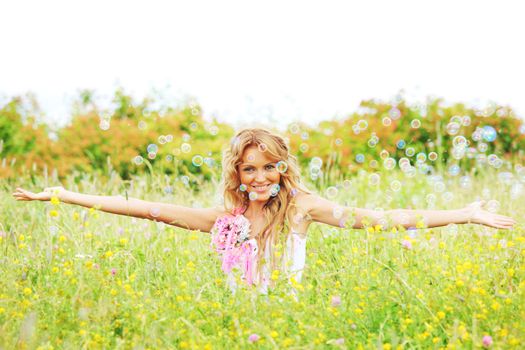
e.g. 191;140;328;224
265;164;275;171
243;167;254;172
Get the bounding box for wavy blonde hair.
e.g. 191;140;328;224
221;128;310;274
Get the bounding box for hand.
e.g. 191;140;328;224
12;187;67;202
464;201;516;229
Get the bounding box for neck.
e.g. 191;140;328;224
244;200;266;218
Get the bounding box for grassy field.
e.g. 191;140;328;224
0;169;523;349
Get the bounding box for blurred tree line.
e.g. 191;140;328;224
1;89;524;180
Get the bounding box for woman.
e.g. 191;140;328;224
12;128;516;292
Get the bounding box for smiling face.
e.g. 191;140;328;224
238;145;281;203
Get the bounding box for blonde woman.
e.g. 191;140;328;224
12;128;516;292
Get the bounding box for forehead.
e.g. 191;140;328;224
241;145;277;164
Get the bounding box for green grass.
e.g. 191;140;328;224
0;170;523;349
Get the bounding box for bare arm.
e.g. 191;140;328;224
300;194;515;230
12;187;223;232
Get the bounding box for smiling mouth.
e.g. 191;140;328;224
252;184;270;191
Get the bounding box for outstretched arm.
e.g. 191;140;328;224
300;194;515;230
12;187;223;232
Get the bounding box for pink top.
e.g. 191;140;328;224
210;207;307;293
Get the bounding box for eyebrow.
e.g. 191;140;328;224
240;162;276;167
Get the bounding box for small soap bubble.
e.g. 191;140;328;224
410;119;421;129
239;184;248;192
383;158;396;170
434;182;445;192
270;184;280;197
369;160;379;168
166;134;173;142
442;192;453;202
49;225;59;236
379;150;389;159
147;152;156;160
138;121;147;130
446;122;460;135
332;206;343;219
299;143;309;152
462;115;471;126
258;143;268;152
249;192;258;201
416;153;427;163
482;126;497;142
182;134;191;142
247;154;255;161
478;142;488;153
334;138;343;146
165;154;173;162
448;164;460;176
405;147;415;157
181;143;191;153
342;179;352;189
326;186;338;198
459;176;472;189
289;124;300;134
149;207;161;218
158;135;167;144
390;180;401;192
190;122;198;130
99;120;110;130
301;131;309;140
368;173;380;186
276;161;288;173
133;155;144;165
452;136;467;148
310;157;323;168
486;199;500;213
382;117;392;126
355;154;365;163
357;120;368;130
192;155;204;167
147;144;158;153
396;140;406;149
389;108;401;120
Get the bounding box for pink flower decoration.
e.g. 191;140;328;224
482;335;493;347
402;239;412;249
331;295;341;307
248;333;260;343
111;268;117;276
210;208;258;285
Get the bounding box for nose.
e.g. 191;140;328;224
255;169;266;182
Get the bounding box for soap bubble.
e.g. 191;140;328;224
379;150;389;159
382;117;392;126
99;120;110;130
239;184;247;192
396;140;406;149
482;126;497;142
258;143;268;152
133;156;144;165
452;136;467;148
270;184;280;197
326;186;339;198
147;152;156;160
448;164;460;176
416;153;427;163
181;143;192;153
459;176;472;189
332;206;344;219
166;134;173;142
138;121;147;130
192;155;204;167
410;119;421;129
299;143;309;152
276;161;288;173
355;154;365;163
342;180;352;189
149;207;161;218
405;147;415;157
310;157;323;168
158;135;167;144
249;192;258;201
390;180;401;192
357;120;368;130
486;199;500;213
368;173;380;186
389;108;401;120
428;152;438;161
383;158;396;170
147;144;158;153
478;143;488;153
446;122;460;135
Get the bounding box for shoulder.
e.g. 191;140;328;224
291;191;321;214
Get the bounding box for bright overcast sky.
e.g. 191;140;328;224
1;0;524;128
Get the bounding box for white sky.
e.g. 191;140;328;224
1;0;524;128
